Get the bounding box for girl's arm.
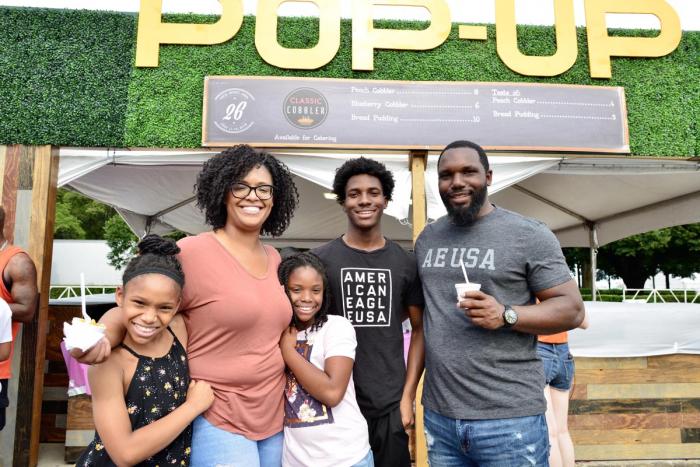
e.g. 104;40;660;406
89;355;213;466
280;325;354;408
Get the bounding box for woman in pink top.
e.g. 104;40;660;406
183;145;298;466
73;145;299;467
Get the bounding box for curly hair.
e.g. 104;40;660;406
331;157;395;204
122;234;185;290
277;252;330;333
195;145;299;237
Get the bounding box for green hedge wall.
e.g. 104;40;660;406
1;8;698;156
0;8;135;147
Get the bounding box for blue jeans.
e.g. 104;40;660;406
190;415;283;467
537;342;575;391
351;449;375;467
423;408;549;467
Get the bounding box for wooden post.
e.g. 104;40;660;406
409;150;428;467
3;145;59;467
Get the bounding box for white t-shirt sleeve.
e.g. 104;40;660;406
323;316;356;360
0;299;12;344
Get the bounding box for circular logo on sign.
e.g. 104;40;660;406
283;88;328;129
213;88;255;134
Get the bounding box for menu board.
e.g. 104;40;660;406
203;76;629;153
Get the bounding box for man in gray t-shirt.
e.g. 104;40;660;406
415;140;584;466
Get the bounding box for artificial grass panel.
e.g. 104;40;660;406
125;16;699;156
0;8;696;156
0;8;136;146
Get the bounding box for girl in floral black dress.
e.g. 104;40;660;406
76;235;214;466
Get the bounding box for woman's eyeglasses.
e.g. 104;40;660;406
230;183;274;200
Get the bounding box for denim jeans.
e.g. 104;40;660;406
190;415;283;467
350;449;375;467
423;408;549;467
537;342;575;391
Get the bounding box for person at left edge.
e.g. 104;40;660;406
0;299;10;362
0;205;39;431
0;301;12;410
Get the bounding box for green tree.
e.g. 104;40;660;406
54;189;114;239
54;201;85;239
564;225;700;289
595;225;700;289
657;224;700;287
54;189;189;270
104;215;138;270
563;247;589;287
596;230;670;289
54;188;138;269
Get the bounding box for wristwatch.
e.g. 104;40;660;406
502;305;518;328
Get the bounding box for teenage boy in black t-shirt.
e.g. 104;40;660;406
313;157;424;467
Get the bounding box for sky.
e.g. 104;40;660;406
0;0;698;30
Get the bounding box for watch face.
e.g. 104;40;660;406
505;308;518;325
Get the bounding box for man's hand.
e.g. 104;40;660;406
458;290;505;330
399;394;414;430
69;336;111;364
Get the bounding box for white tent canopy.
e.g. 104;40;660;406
59;148;415;248
58;148;700;248
426;155;700;247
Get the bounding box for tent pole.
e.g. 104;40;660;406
410;151;427;242
4;145;60;466
409;150;428;467
589;223;599;302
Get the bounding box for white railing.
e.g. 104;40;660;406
622;288;700;304
50;285;117;300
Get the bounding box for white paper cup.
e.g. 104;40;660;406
455;282;481;300
63;317;106;352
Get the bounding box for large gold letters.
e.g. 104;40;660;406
255;0;340;69
585;0;681;78
134;0;682;79
351;0;451;71
135;0;243;67
496;0;577;77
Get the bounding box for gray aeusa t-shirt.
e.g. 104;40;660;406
415;205;572;420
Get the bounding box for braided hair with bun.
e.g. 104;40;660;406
122;234;185;289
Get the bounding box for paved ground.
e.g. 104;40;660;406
37;444;72;467
37;442;700;467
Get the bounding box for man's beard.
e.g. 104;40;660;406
441;185;487;226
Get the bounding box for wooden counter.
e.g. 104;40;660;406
572;355;700;461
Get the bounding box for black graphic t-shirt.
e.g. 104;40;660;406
313;238;423;417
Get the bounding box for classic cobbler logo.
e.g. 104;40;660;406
214;88;255;134
283;88;328;129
